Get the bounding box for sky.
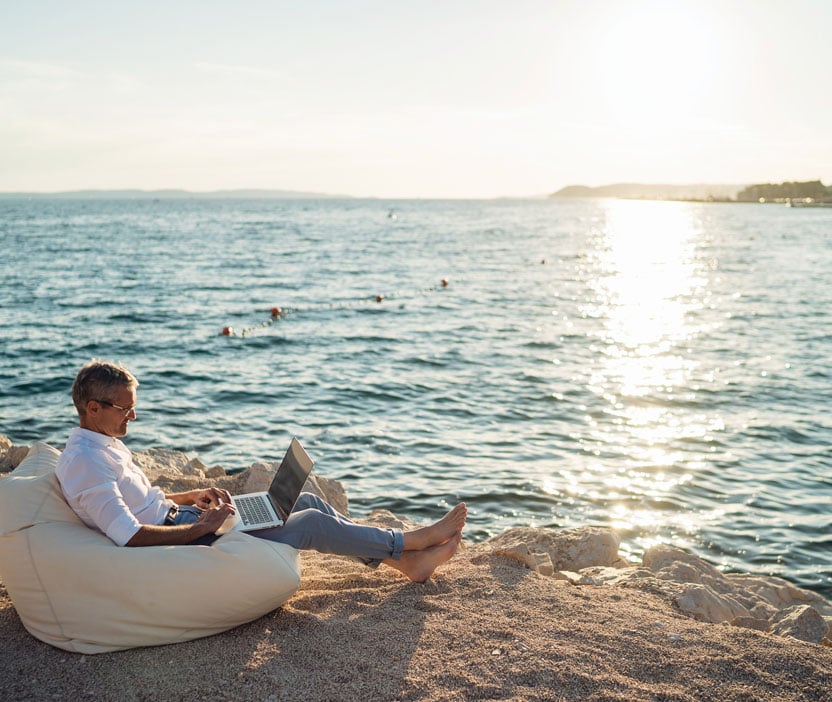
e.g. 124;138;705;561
1;0;830;198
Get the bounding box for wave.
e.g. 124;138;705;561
3;197;832;597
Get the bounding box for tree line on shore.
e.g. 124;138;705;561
736;180;832;203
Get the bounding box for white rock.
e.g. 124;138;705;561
0;444;30;473
182;457;207;477
728;574;832;617
675;583;751;623
361;509;406;530
576;565;652;586
558;571;582;585
239;462;276;493
772;605;830;643
488;541;554;575
133;448;191;480
205;465;226;479
750;601;778;620
487;526;623;575
627;545;832;636
643;545;733;594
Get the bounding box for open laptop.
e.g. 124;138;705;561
216;437;314;534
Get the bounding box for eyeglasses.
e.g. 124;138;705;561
96;399;136;416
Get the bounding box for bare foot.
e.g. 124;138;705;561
402;503;467;551
384;532;461;583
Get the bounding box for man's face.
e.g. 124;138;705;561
82;385;137;438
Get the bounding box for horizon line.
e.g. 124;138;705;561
4;179;825;201
0;187;552;201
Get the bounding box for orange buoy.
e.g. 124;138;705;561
270;307;282;318
221;326;234;336
375;295;384;303
441;278;449;287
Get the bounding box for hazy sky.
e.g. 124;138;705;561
2;0;830;198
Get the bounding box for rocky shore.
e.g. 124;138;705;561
2;437;831;701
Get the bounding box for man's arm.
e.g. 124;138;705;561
125;503;235;547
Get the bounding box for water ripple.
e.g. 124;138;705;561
2;197;830;597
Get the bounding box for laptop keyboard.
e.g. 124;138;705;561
236;495;274;526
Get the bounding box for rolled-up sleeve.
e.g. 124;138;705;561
56;439;144;546
73;475;143;546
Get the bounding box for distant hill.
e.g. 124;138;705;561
0;188;349;200
551;183;746;201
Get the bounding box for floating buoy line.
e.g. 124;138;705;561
221;278;450;337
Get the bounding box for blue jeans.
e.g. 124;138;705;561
172;493;404;565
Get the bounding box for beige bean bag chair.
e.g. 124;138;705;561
0;442;301;654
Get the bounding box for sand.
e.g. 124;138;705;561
2;439;831;701
2;546;831;701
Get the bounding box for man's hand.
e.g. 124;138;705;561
197;502;236;532
191;487;232;509
167;487;232;509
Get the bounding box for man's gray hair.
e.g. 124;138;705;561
71;360;138;416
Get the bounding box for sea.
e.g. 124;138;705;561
1;196;830;597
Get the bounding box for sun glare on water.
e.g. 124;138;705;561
555;200;724;556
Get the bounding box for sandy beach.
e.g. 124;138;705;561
2;441;831;701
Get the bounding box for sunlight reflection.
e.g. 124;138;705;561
560;200;716;542
593;200;706;356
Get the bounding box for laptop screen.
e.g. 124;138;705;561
268;438;314;520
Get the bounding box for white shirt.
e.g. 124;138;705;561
56;428;174;546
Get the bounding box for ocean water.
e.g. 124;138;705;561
1;197;830;596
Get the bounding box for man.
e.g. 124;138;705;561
56;360;466;582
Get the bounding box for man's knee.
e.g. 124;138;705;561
294;492;321;511
283;508;328;548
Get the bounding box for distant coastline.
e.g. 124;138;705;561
0;188;350;200
550;183;745;202
2;181;831;204
550;180;832;205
